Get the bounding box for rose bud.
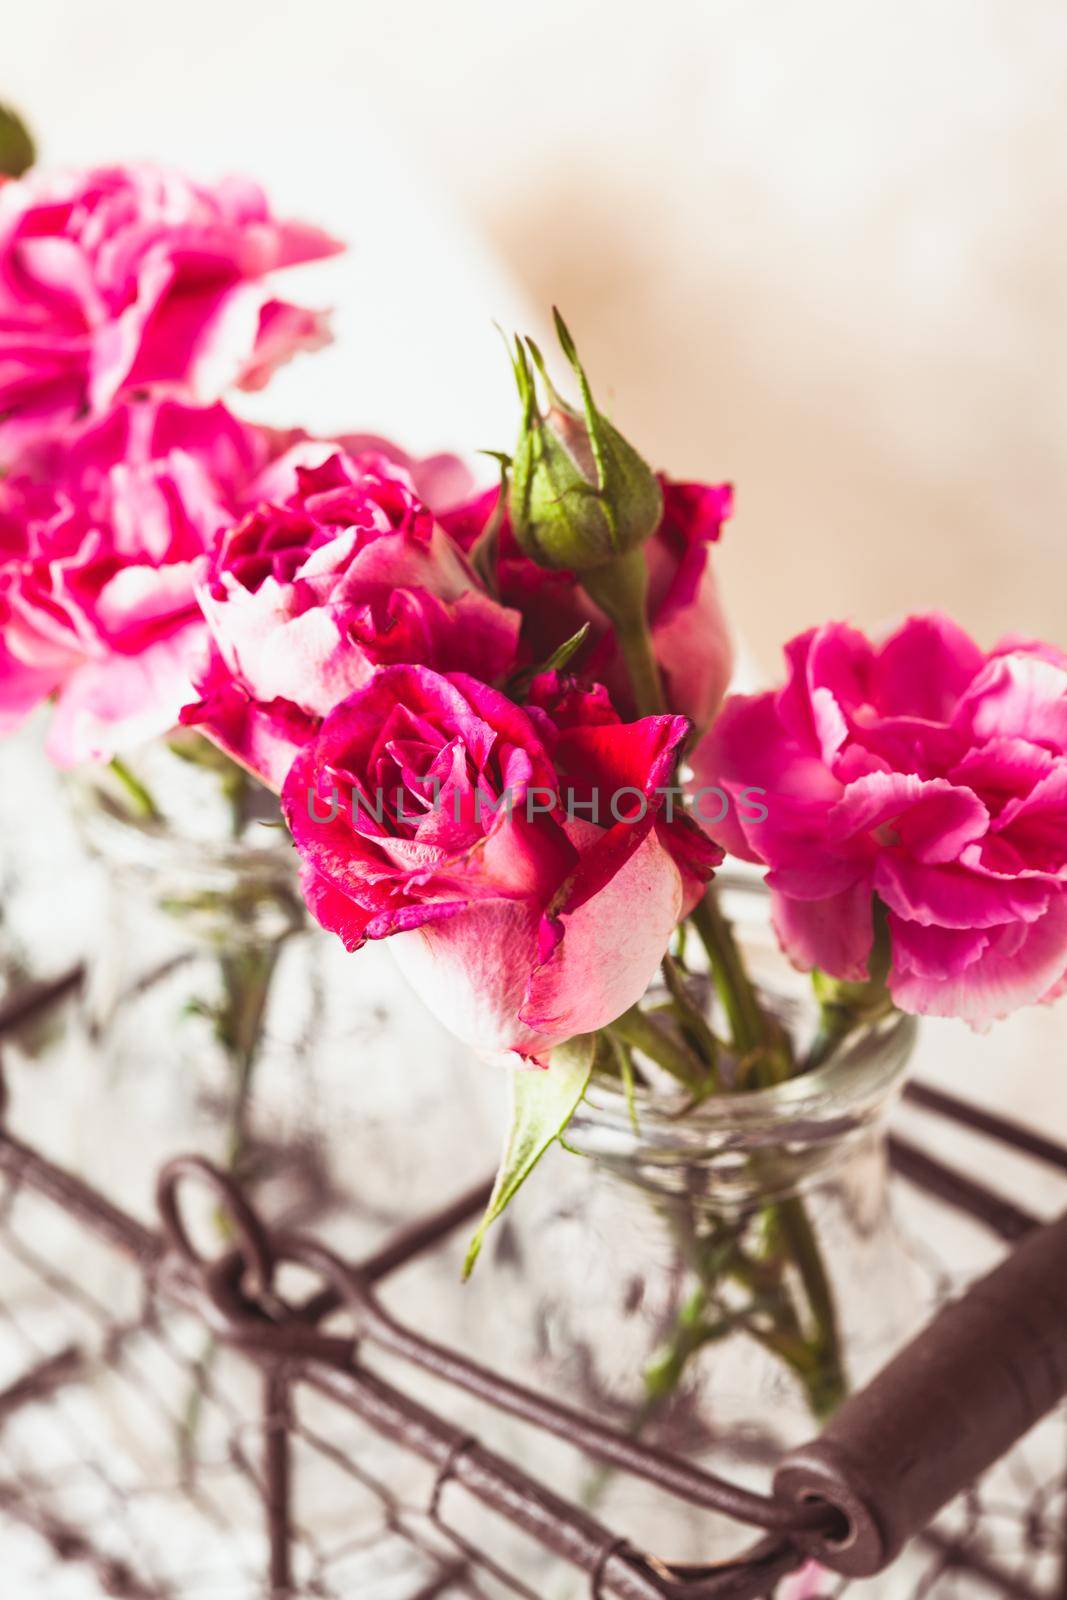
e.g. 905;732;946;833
505;312;669;716
0;103;34;178
508;309;663;575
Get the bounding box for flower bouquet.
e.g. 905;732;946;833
2;108;1065;1526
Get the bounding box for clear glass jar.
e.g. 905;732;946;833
0;736;495;1600
60;736;502;1232
471;880;922;1592
64;741;304;1189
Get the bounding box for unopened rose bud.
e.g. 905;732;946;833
0;104;35;178
508;309;663;574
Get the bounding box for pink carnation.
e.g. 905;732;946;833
442;476;734;732
183;450;522;789
0;398;276;764
691;615;1067;1027
0;164;339;456
282;665;720;1064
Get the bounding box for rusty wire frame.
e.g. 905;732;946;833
0;969;1065;1599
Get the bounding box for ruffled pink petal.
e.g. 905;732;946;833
642;479;735;732
330;437;477;513
0;637;63;732
93;561;200;638
887;917;989;981
827;773;989;865
803;622;877;765
45;618;208;765
950;737;1057;814
770;881;875;982
991;635;1067;671
870;614;984;719
889;892;1067;1027
688;691;842;862
180;661;318;793
956;654;1067;754
207;574;374;721
993;765;1067;875
237;298;333;392
873;853;1051;930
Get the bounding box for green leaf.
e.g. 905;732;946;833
537;621;591;675
463;1034;595;1278
506;622;591;698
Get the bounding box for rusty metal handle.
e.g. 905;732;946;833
775;1205;1067;1578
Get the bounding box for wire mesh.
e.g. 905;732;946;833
0;970;1064;1600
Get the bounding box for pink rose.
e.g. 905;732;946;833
0;398;276;764
251;431;478;516
0;163;340;457
183;450;522;790
442;476;734;731
281;665;721;1063
691;615;1067;1027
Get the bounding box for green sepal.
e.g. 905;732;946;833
467;453;511;595
463;1033;595;1279
506;622;591;699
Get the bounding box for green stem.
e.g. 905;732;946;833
605;1031;641;1133
580;548;666;717
108;756;161;822
661;955;721;1085
606;1005;707;1093
772;1194;847;1419
644;1285;745;1402
806;1003;868;1073
689;890;777;1063
640;1183;848;1428
217;942;281;1179
806;971;894;1073
223;762;252;842
615;612;666;716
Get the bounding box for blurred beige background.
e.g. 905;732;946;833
7;0;1066;675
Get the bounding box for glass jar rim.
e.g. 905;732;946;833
577;1006;917;1150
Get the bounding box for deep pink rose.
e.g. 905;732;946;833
282;666;721;1063
183;450;522;789
441;475;734;731
0;163;340;456
0;398;275;763
251;431;478;518
691;615;1067;1027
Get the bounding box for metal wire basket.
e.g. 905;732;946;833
0;969;1065;1600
